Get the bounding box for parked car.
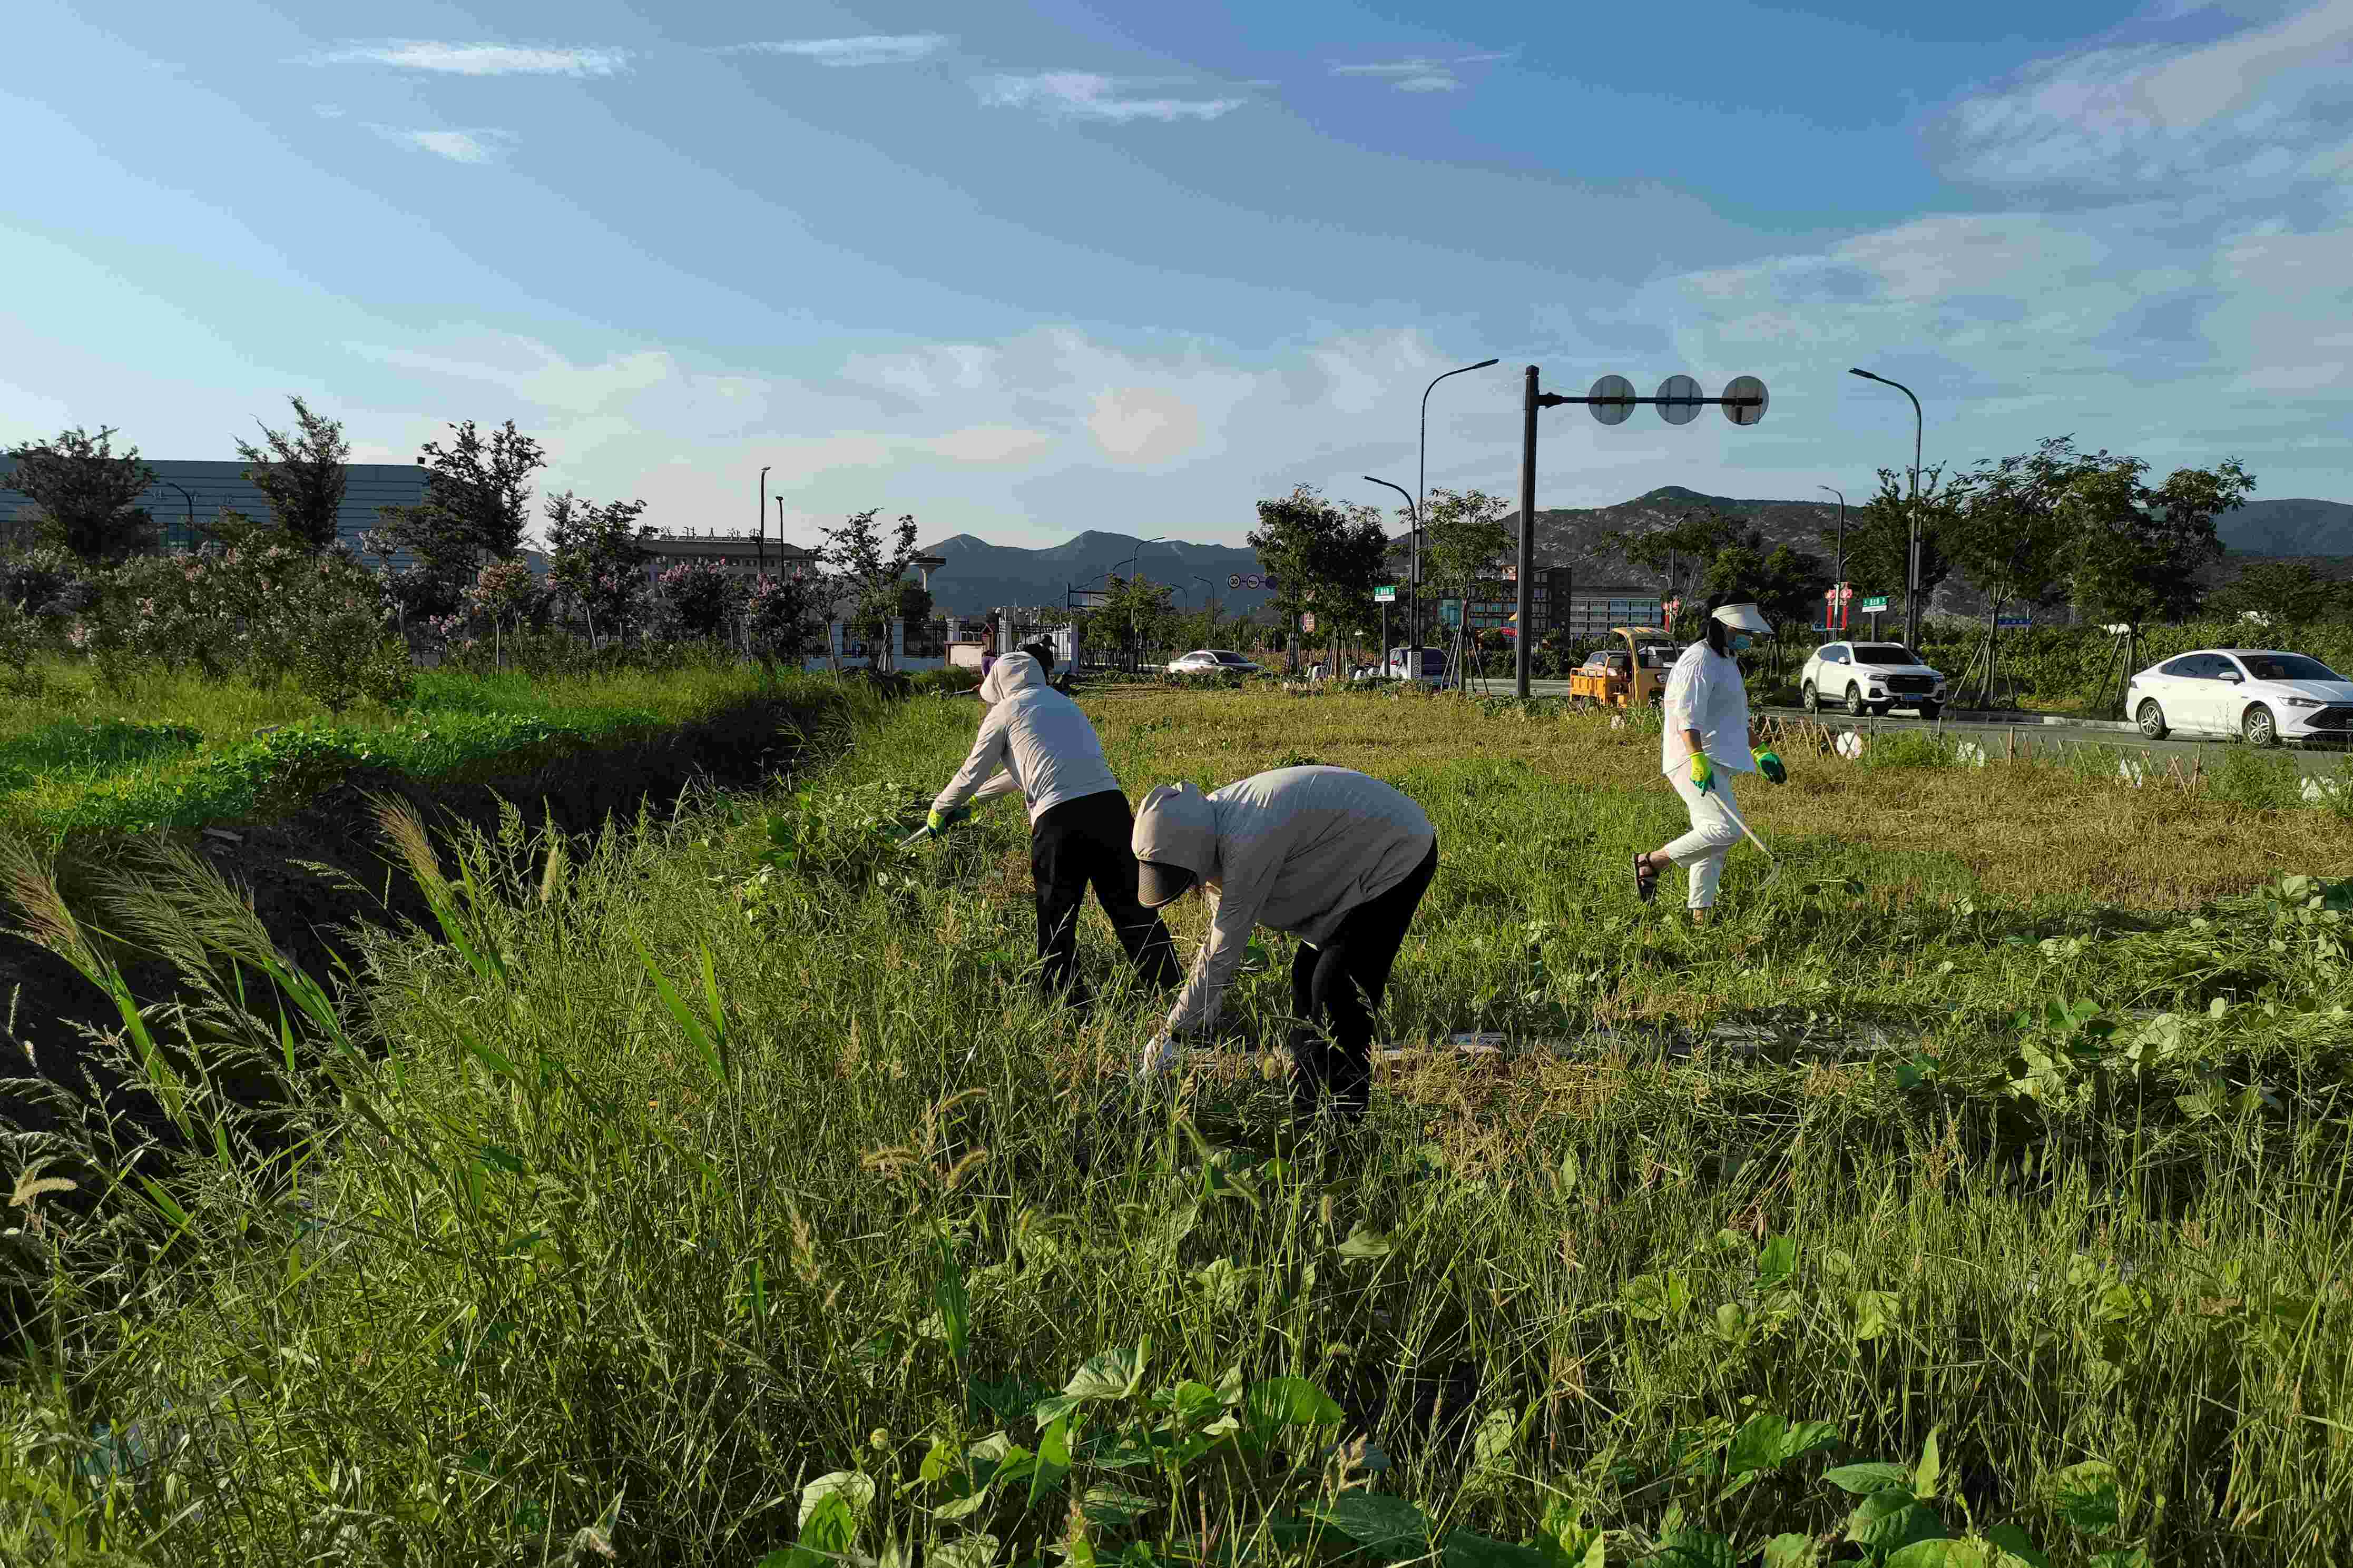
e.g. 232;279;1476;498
1166;649;1261;676
2126;648;2353;747
1800;641;1948;718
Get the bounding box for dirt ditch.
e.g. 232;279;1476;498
0;694;835;1139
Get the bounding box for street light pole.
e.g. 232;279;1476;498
1848;369;1923;647
1418;357;1499;653
1363;475;1416;673
1115;536;1168;671
757;466;770;577
159;480;194;551
1516;366;1538;699
1817;484;1846;631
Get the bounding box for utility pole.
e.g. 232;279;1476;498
1515;369;1770;697
1818;484;1846;632
757;466;770;577
1849;369;1923;646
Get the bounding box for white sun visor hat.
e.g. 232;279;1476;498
1710;602;1772;636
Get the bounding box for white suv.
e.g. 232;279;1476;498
1802;641;1948;719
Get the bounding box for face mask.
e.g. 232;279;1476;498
1731;634;1753;653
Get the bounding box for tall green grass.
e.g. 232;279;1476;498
2;690;2349;1564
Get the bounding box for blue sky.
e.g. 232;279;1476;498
4;0;2348;551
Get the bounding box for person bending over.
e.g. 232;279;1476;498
929;652;1180;1001
1131;765;1437;1123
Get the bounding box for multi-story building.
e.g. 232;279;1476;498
638;527;820;580
0;457;428;561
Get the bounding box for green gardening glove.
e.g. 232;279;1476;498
1754;750;1786;785
1689;752;1714;794
925;805;968;834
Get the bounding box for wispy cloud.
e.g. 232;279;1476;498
368;125;513;164
305;41;630;76
718;35;952;67
313;103;345;119
1330;50;1513;92
976;73;1244;123
1933;0;2353;194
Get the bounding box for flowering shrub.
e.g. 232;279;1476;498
744;571;826;666
652;561;738;643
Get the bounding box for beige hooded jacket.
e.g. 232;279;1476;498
932;653;1121;823
1133;765;1434;1039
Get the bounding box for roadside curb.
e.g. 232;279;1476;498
1760;705;2139;732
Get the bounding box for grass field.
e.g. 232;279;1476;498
4;684;2350;1565
0;658;797;833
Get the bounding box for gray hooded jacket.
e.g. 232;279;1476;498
1133;765;1435;1039
932;653;1121;823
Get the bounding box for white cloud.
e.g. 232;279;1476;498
1087;388;1204;465
921;425;1055;463
719;35;951;67
313;104;345;119
976;73;1243;123
1330;51;1512;92
305;41;631;76
1934;0;2353;192
367;126;513;164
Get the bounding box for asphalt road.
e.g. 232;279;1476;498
1458;678;2352;780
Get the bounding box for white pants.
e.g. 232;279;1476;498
1665;771;1743;910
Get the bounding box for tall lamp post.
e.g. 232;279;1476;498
1817;484;1846;632
1417;357;1499;650
1115;536;1168;671
159;480;195;551
1364;475;1416;673
1848;368;1923;647
757;466;770;577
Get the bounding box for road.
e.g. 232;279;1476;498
1457;678;2352;781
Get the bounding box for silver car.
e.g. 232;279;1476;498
2127;648;2353;747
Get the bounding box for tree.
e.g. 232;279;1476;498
376;419;547;615
2059;447;2251;634
1832;466;1959;613
1937;438;2093;703
235;396;350;550
1100;574;1177;664
1248;484;1388;674
746;573;827;668
2;426;157;562
2207;560;2344;626
1611;507;1744;603
819;508;922;669
544;491;654;645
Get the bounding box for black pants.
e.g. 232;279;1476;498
1031;791;1182;997
1289;839;1438;1120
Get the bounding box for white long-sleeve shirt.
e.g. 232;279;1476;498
1132;766;1435;1040
1660;642;1754;778
931;654;1120;823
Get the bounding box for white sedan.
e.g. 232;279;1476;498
1800;640;1949;718
2126;648;2353;747
1166;649;1262;676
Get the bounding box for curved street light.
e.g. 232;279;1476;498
158;479;195;551
1418;358;1499;648
1849;368;1924;646
1365;475;1416;670
1817;484;1846;627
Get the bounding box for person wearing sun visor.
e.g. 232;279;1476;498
1130;765;1437;1123
929;650;1180;1001
1631;593;1786;923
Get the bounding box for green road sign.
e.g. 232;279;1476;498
1373;585;1397;603
1860;596;1889;613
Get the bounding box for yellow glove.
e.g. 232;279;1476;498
1689;752;1714;793
926;805;967;834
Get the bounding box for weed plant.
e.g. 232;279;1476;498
1;691;2349;1564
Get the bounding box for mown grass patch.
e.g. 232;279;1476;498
2;687;2349;1564
0;658;917;834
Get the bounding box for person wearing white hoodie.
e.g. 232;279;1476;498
1130;765;1437;1121
1632;594;1786;922
929;651;1180;999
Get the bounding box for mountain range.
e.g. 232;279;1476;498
920;494;2351;616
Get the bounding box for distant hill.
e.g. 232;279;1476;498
2217;498;2352;557
918;491;2349;618
920;530;1276;615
